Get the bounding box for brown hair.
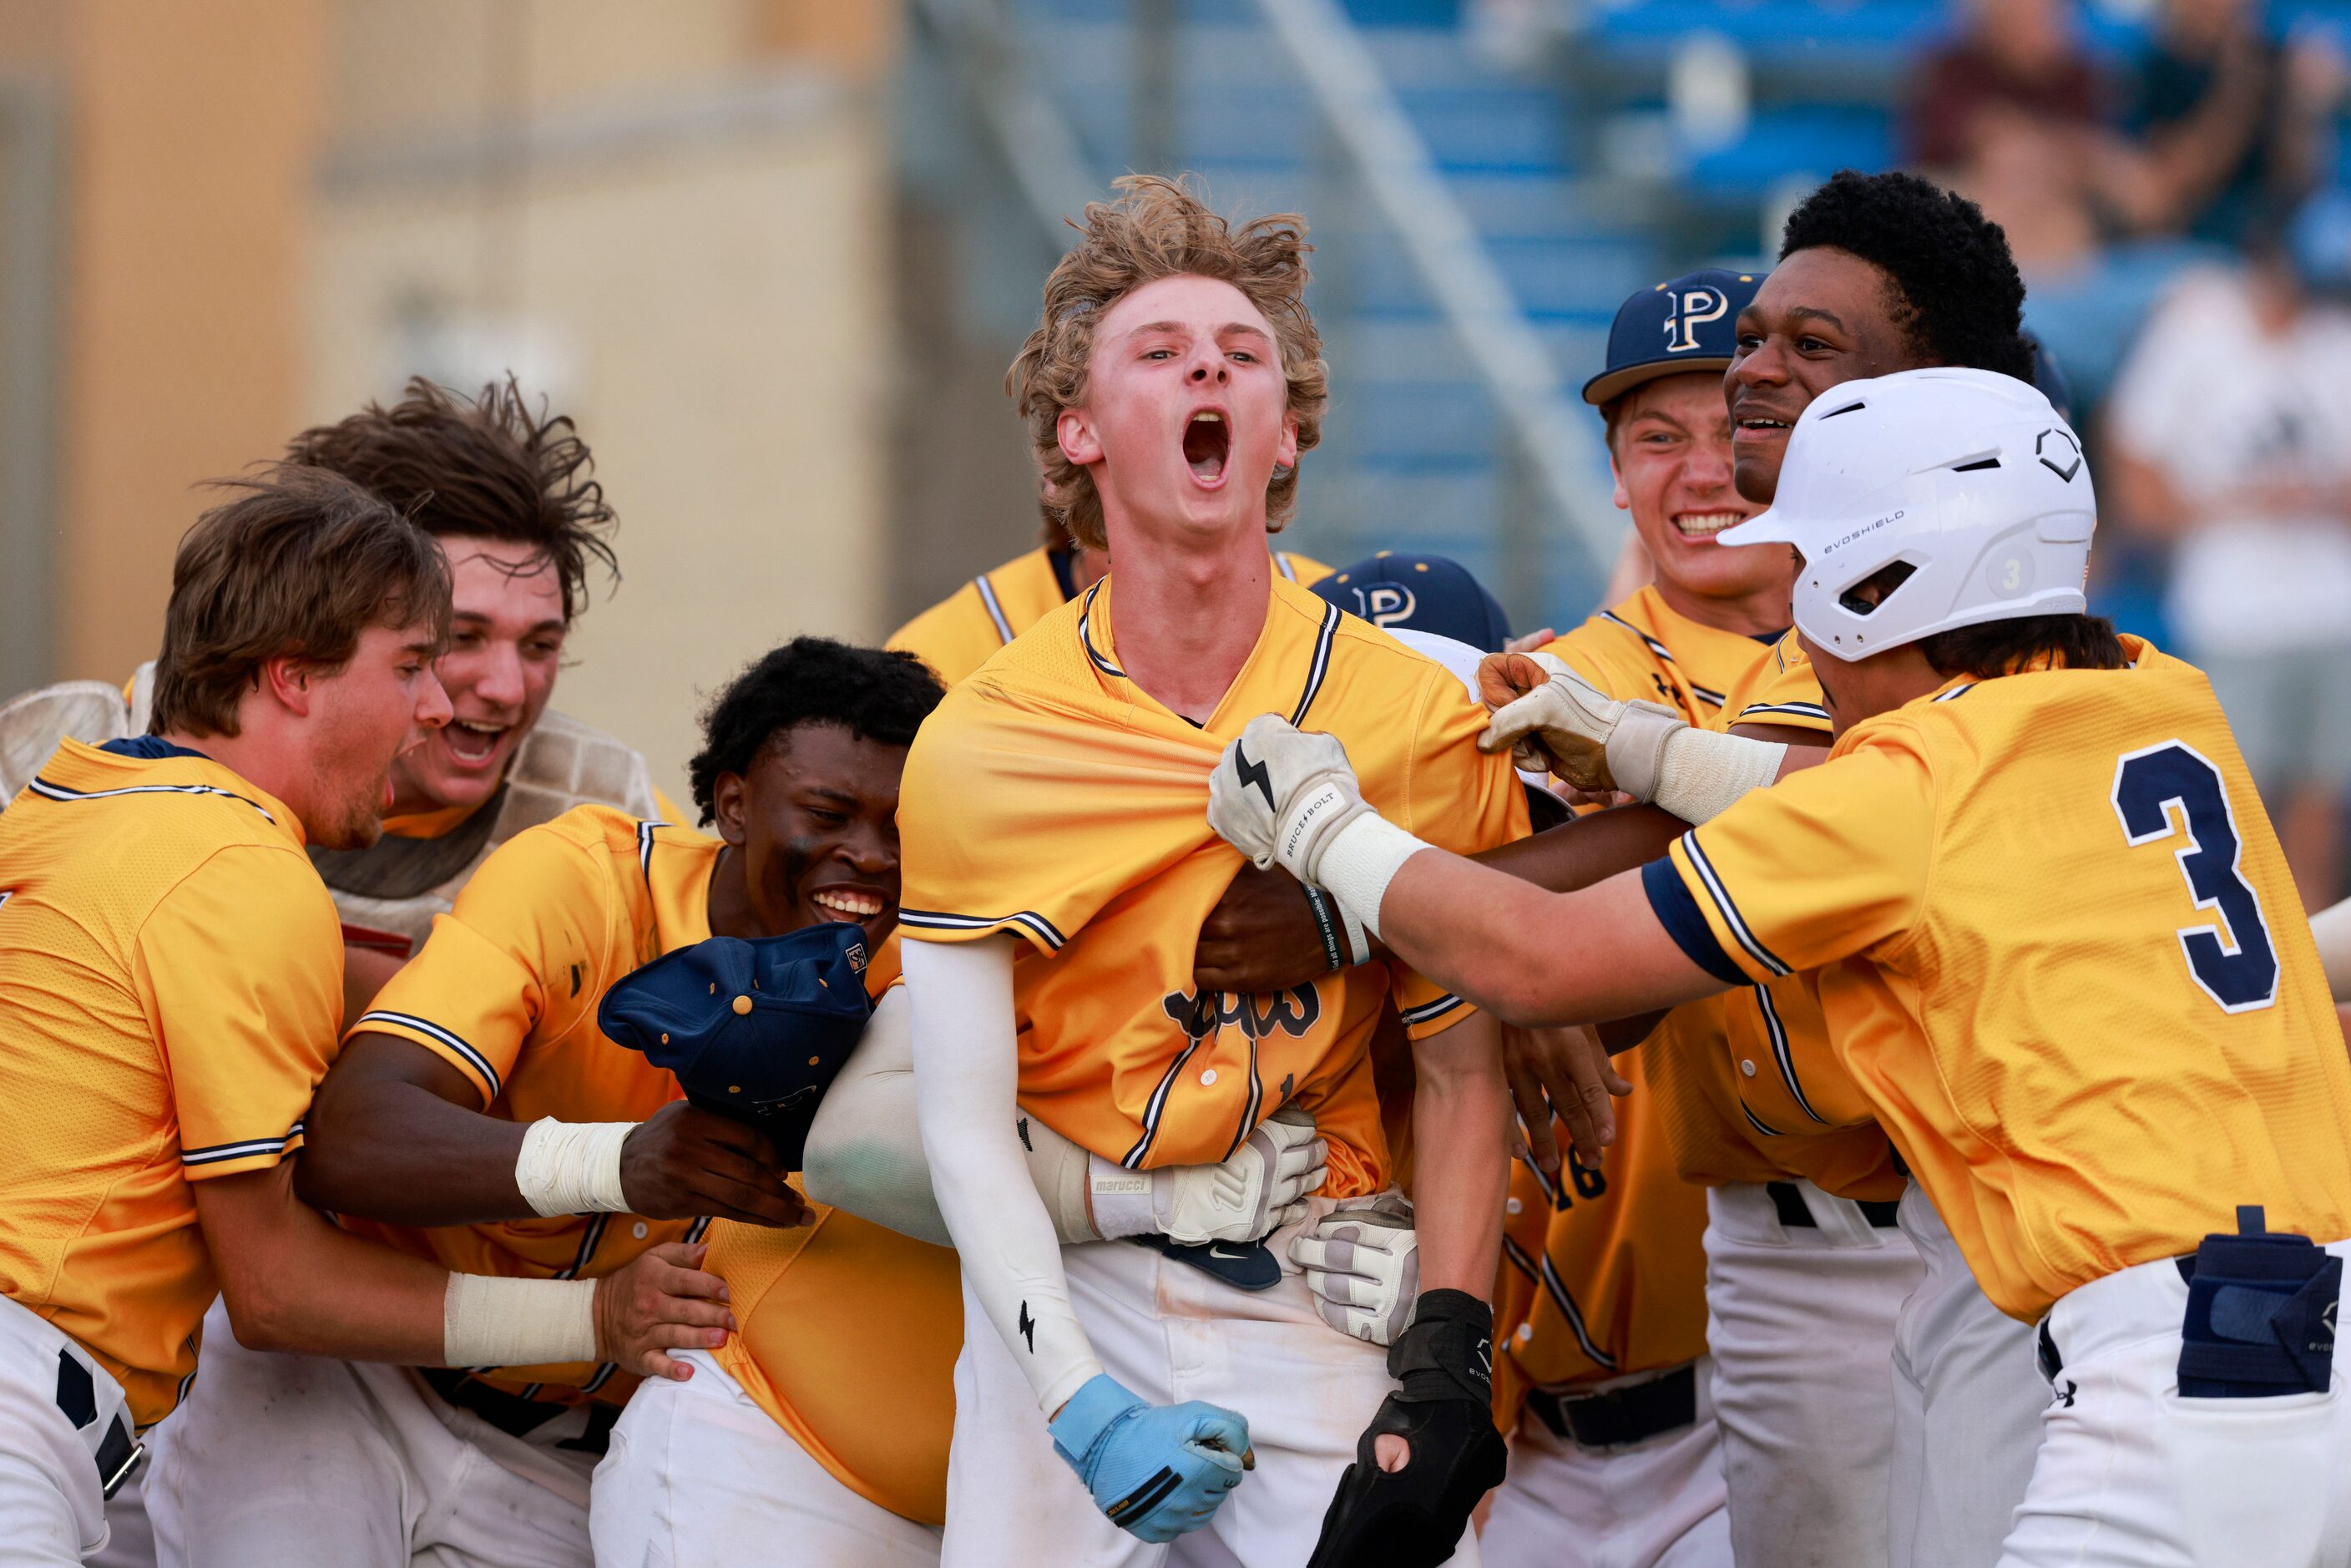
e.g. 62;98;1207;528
149;465;453;738
284;377;618;622
1008;175;1328;550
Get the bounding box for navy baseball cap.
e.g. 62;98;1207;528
1582;267;1764;407
1314;552;1512;654
599;922;874;1166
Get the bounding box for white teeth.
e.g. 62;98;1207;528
1191;412;1222;423
1675;513;1744;536
811;891;882;918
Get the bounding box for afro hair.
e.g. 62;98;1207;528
1780;171;2034;382
687;638;945;826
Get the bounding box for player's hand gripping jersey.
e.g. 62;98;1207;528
890;545;1330;689
897;574;1527;1195
0;739;343;1428
1651;638;2351;1318
350;805;961;1505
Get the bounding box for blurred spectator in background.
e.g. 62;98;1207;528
2122;0;2346;245
2105;190;2351;908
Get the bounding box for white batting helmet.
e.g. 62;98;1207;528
1716;367;2096;658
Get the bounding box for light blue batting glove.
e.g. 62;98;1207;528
1049;1373;1251;1542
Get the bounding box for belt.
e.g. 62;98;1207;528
417;1368;618;1457
1767;1181;1900;1230
52;1351;141;1500
1525;1362;1697;1449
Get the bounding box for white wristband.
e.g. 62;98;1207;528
1651;728;1788;826
1317;813;1429;941
442;1273;598;1368
514;1118;634;1218
1339;902;1373;966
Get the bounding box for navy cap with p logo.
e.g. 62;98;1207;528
1582;267;1763;407
598;921;874;1168
1313;552;1512;654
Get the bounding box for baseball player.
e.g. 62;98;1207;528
889;503;1330;687
1191;172;2059;1567
1216;365;2351;1566
896;176;1527;1566
0;470;717;1568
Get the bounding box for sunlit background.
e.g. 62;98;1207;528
3;0;2347;841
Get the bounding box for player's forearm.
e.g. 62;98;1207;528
1371;846;1711;1026
1474;802;1686;894
299;1039;533;1227
1404;1014;1511;1301
906;937;1105;1416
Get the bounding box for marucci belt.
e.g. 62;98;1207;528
53;1352;141;1500
418;1368;618;1456
1767;1180;1900;1230
1524;1361;1697;1449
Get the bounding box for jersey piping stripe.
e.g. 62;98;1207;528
355;1010;504;1100
181;1121;302;1167
973;574;1015;645
1690;684;1727;707
1274;553;1299;582
1287;600;1342;727
1122;1039;1202;1168
1932;683;1977;702
556;1213;609;1279
1399;992;1467;1028
1538;1252;1620;1371
1523;1156;1559;1208
897;908;1068;951
1601;612;1676;665
683;1215;713;1244
1735;701;1831;724
635;819;669;886
1225;1033;1266;1162
1739;1100;1785;1138
1680;833;1792;977
1502;1234;1540;1282
579;1362;619;1394
26;776;276;823
1077;581;1127;680
1752;984;1823;1122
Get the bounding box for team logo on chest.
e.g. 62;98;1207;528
1160;983;1322;1044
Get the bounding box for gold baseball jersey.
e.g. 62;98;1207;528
0;739;341;1428
1496;588;1777;1393
897;574;1528;1199
1643;635;1905;1200
1649;638;2351;1319
888;545;1331;687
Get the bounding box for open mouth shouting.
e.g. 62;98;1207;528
438;716;515;771
1182;408;1231;488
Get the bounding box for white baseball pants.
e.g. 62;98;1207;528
147;1302;594;1568
0;1294;137;1566
1890;1181;2045;1568
589;1347;941;1568
1480;1358;1732;1568
939;1211;1479;1568
1701;1179;1923;1568
1999;1237;2351;1566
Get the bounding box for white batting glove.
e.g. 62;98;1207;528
1089;1108;1328;1245
1208;715;1377;886
1475;650;1682;799
1290;1192;1418;1346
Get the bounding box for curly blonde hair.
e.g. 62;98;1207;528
1008;175;1328;550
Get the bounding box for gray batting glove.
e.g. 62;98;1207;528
1290;1191;1418;1346
1088;1107;1327;1245
1208;715;1377;886
1475;650;1682;799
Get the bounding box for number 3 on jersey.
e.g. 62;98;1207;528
2112;741;2278;1014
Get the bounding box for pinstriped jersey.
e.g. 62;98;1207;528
887;545;1332;688
1643;634;1905;1198
0;739;341;1427
1649;638;2351;1318
897;574;1527;1198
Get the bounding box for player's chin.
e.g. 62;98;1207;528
316;802;386;853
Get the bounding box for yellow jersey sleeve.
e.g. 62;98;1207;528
1386;674;1532;1038
137;845;342;1178
1722;631;1832;734
1542;623;1676;710
354;826;609;1105
1649;736;1934;987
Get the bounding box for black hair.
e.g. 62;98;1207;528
687;637;946;826
1780;171;2034;381
1919;615;2128;679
